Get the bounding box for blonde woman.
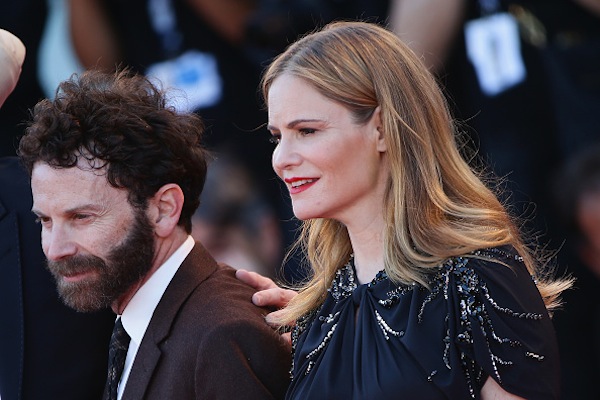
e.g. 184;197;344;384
239;21;570;400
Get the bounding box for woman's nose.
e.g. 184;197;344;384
272;136;301;174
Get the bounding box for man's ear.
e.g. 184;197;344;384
148;183;185;238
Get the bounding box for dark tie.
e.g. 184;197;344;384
104;318;131;400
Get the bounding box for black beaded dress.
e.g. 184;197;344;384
286;247;560;399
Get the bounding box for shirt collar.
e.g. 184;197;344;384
120;235;195;346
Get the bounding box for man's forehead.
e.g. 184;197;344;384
31;161;117;203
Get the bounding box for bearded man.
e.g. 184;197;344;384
18;69;290;400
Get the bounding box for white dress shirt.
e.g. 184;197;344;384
116;235;195;399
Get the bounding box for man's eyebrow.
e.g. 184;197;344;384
31;204;104;216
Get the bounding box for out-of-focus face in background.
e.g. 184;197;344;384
577;189;600;279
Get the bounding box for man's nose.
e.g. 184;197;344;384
43;224;77;261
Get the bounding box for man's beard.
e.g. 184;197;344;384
47;209;156;312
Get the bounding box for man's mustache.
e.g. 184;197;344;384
47;255;107;277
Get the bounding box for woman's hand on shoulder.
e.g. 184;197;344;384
236;269;298;346
236;269;297;308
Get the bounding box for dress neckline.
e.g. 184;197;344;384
346;254;389;287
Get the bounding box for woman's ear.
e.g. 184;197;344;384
148;183;185;238
372;107;386;152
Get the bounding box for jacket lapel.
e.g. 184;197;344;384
122;243;218;399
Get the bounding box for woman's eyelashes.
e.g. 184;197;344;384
299;128;316;135
268;127;318;145
269;133;281;144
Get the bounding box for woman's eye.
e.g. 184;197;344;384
299;128;316;135
269;134;281;144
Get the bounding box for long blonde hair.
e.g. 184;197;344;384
262;21;570;325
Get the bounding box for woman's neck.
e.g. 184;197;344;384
346;218;386;285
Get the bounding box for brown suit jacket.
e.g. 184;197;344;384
115;243;291;399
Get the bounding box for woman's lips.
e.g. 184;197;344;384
285;178;318;195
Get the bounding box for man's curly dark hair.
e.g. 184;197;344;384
18;68;208;233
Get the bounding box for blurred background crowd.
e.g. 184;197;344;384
0;0;599;398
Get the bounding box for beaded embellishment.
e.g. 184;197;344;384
290;248;548;397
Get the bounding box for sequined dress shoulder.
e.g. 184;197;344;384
286;246;559;400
